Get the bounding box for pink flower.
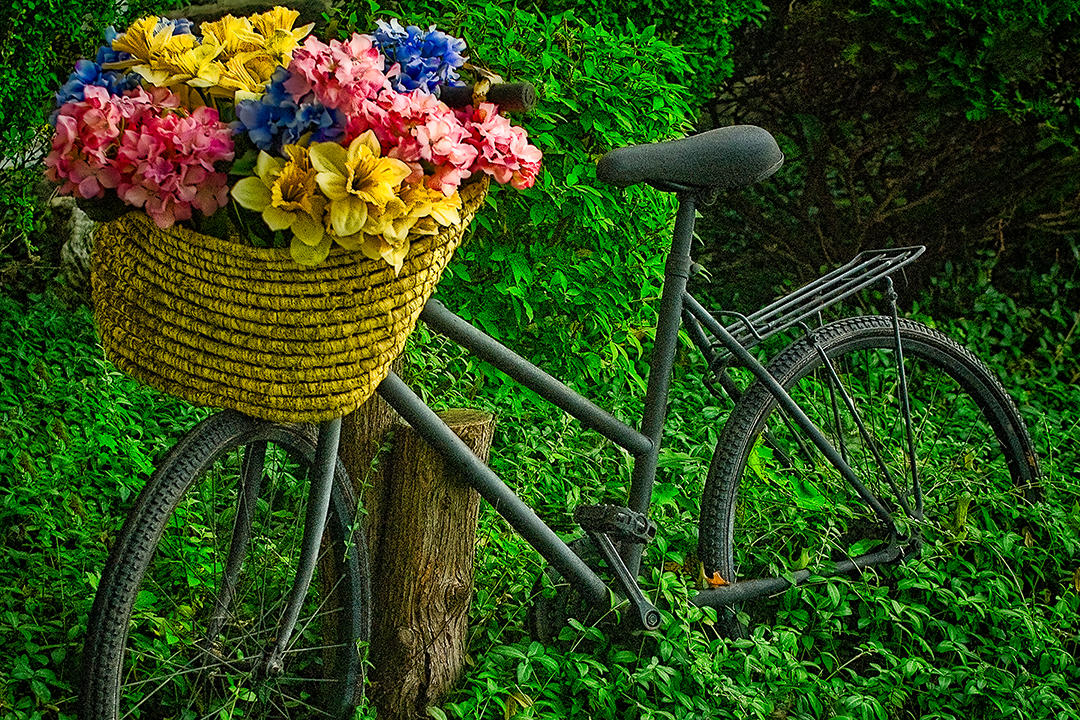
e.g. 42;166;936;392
47;85;235;226
285;33;394;115
344;90;478;194
458;103;542;187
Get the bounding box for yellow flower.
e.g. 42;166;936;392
200;15;265;59
231;146;331;265
252;6;315;57
109;17;195;66
145;43;223;88
342;183;464;273
214;52;277;100
309;132;412;239
399;184;462;238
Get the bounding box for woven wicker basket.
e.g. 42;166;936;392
92;177;488;422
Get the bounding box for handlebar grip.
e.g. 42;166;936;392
438;82;538;112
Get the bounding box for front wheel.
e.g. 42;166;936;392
81;411;370;720
699;316;1040;620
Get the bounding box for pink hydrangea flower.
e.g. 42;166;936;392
285;33;395;115
458;102;542;189
46;85;234;228
346;90;478;194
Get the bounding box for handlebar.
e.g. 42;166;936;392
438;82;538;112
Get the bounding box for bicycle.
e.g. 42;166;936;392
79;120;1041;719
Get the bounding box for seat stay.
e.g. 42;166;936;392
682;292;900;533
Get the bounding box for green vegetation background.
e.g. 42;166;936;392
1;0;1078;718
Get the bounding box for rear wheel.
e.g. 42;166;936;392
699;316;1039;627
81;411;370;719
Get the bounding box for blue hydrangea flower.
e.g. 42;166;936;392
374;19;467;93
95;27;131;66
234;67;345;153
54;56;139;111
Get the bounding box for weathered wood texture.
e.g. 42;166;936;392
367;408;493;720
166;0;330;23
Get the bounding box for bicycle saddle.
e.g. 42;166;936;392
595;125;783;191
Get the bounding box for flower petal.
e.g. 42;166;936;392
263;205;295;231
309;141;349;177
291;234;333;265
330;196;367;237
231;176;272;211
292;213;325;246
255;151;285;183
316;171;349;200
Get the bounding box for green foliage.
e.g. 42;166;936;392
524;0;769;93
0;294;207;718
694;0;1080;310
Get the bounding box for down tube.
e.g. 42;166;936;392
376;371;612;609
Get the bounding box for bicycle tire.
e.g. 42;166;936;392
699;316;1040;625
80;410;370;720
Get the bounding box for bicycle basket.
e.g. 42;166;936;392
92;177;488;422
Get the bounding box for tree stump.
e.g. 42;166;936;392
341;397;494;720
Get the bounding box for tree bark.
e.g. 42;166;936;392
367;408;494;720
166;0;330;24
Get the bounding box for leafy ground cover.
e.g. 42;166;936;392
1;273;1077;719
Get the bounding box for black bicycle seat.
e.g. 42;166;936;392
595;125;783;192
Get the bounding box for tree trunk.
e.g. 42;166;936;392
368;408;493;720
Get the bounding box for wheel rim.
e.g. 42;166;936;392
729;333;1031;588
116;434;358;719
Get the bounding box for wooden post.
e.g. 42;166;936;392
341;392;494;720
368;409;493;720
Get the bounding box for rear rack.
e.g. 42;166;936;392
705;246;925;363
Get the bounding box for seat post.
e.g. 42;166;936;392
623;192;698;575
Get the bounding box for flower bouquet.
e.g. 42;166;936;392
46;7;541;421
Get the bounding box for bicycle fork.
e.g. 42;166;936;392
204;417;342;677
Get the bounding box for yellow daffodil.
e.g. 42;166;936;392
231;146;331;265
423;186;463;227
250;6;314;58
147;43;223;88
214;52;277;100
200;15;265;59
309;132;412;239
109;17;194;66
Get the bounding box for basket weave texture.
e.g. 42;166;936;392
92;177;488;422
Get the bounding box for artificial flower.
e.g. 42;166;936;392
309;131;411;238
234;67;346;153
459;102;543;189
374;19;467;93
215;51;278;100
200;15;264;58
47;85;233;227
147;43;224;88
250;6;314;59
108;16;197;68
231;145;330;263
285;34;394;115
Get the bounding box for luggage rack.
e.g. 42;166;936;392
702;246;926;366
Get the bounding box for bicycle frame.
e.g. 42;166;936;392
367;189;915;629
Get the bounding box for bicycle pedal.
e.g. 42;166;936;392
574;504;656;544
